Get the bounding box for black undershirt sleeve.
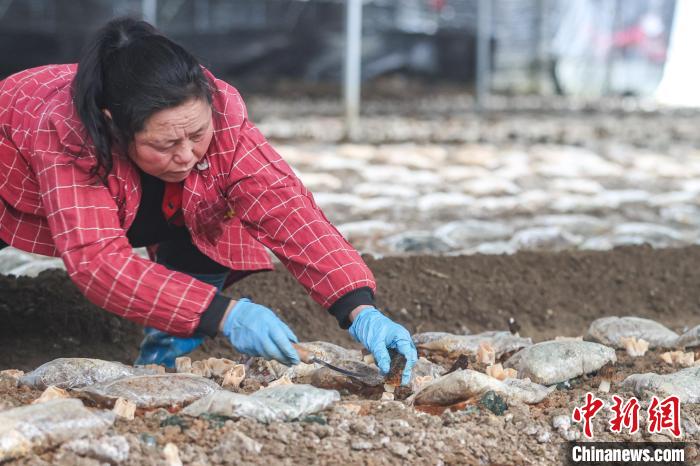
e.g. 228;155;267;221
194;293;231;337
327;287;376;329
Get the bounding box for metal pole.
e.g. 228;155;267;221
536;0;548;94
344;0;363;140
476;0;492;111
142;0;158;27
603;0;620;95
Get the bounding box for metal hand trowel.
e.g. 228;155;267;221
292;343;365;379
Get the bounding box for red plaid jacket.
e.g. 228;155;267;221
0;65;375;336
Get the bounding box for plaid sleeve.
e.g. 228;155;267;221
29;113;217;337
226;119;376;309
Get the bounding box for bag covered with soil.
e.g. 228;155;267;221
292;341;362;362
676;325;700;349
416;331;532;358
0;398;115;463
505;340;616;385
409;357;447;392
501;378;556;404
266;359;318;380
76;373;220;409
183;384;340;423
621;367;700;403
413;369;553;407
585;316;679;348
19;358;157;390
412;332;462;346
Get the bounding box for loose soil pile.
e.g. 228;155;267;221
2;245;699;465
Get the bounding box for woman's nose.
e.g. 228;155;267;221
173;142;196;165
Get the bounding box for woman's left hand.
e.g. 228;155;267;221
348;307;417;385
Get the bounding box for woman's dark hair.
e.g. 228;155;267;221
72;17;212;181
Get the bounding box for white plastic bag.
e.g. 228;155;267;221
0;398;115;462
502;378;556;404
412;332;460;346
413;369;552;407
251;384;341;420
408;357;446;392
77;373;220;408
182;391;282;423
505;340;616;385
586;316;679;349
677;325;700;348
20;358;156;390
414;370;502;406
622;367;700;403
183;384;340;423
417;331;532;358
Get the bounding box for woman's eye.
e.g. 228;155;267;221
153;143;175;151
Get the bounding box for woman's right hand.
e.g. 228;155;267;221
220;298;301;366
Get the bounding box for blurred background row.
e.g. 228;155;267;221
0;0;692;103
2;0;699;277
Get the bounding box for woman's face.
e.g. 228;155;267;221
129;98;214;182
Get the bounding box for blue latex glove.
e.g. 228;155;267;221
221;298;301;365
349;307;417;386
134;327;203;368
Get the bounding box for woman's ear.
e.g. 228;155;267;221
101;109;122;146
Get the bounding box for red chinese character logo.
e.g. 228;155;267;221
609;395;640;434
647;395;682;437
572;392;605;438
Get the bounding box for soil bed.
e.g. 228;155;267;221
2;245;699;369
2;245;700;464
